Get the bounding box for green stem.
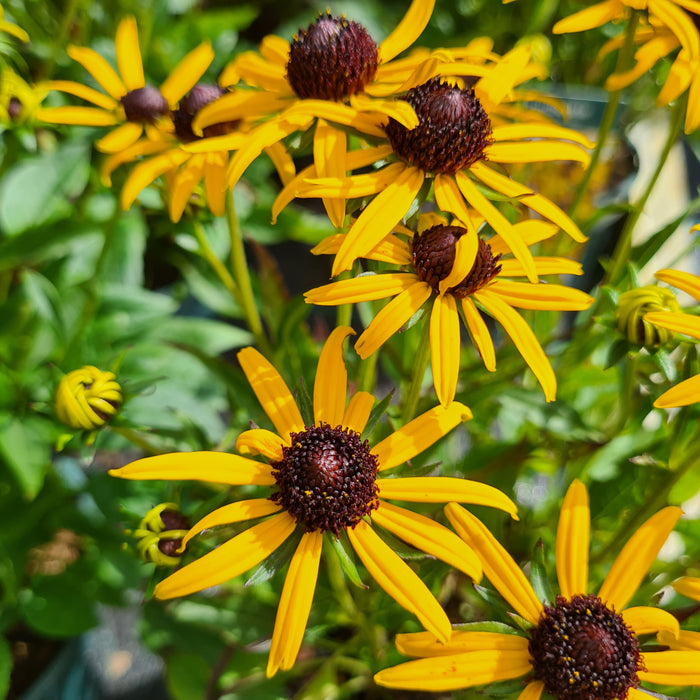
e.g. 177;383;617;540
401;313;431;424
568;12;640;221
192;221;242;304
111;426;163;455
604;93;686;286
225;193;271;356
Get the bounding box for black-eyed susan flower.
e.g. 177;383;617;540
644;268;700;407
132;503;190;567
658;577;700;651
55;365;122;430
183;0;440;228
305;219;594;405
375;479;700;696
616;284;681;346
0;4;28;43
553;0;700;133
110;326;519;677
36;16;214;152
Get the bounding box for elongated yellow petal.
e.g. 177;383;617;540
166;160;200;222
476;44;531;106
445;503;543;624
500;258;584;277
354;282;432;359
95;121;143;153
305;273;419;306
433;174;479;239
155;512;296;599
491;124;594;149
488;220;559;255
342;391;375;434
430;293;461;406
650;0;699;60
115;17;144;91
655;268;700;301
372;502;482;580
490;280;594;311
109;451;275;485
674;576;700;601
203;153;227;217
101;138;170;186
643;311;700;340
552;0;622;34
658;629;700;651
438;230;478;294
377;477;517;517
654;373;700;408
332;166;425;275
120;150;190;209
35;105;119;126
283;99;385;137
462;297;496;371
518;680;544;700
264;142;296;187
237;347;305;437
267;531;323;677
314;326;354;428
314;120;348;228
379;0;436;63
598;506;683;610
487;141;590;166
556;480;589;599
475;289;556;402
639;650;700;685
622;606;680;638
685;71;700;133
39;79;116;109
67;45;126;99
395;630;529;657
350;93;419;128
181;499;283;549
373;402;472;471
301;162;408;199
160;41;214;104
235;428;287;460
374;650;532;691
348;519;451;642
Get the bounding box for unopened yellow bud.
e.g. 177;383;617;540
616;286;681;346
55;365;122;430
133;503;190;567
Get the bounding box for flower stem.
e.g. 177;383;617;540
111;426;162;455
193;220;242;304
401;313;431;424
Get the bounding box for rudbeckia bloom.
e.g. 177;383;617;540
55;365;122;430
553;0;700;133
109;326;518;677
305;219;594;405
375;479;700;697
658;577;700;651
291;47;591;280
643;268;700;407
36;16;214;152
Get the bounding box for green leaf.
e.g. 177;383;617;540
294;377;314;427
529;539;554;605
245;529;301;588
328;531;366;590
362;388;393;439
165;651;212;700
98;210;147;287
154;317;253;355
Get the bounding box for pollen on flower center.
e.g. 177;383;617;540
173;84;239;142
385;78;493;174
412;225;502;298
286;13;379;101
528;594;644;700
269;423;380;536
121;86;169;123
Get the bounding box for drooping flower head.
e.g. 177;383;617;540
306;218;594;405
55;365;122;430
616;285;681;346
110;326;518;676
374;479;700;696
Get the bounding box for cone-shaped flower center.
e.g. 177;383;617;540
173;84;239;142
386;78;493;174
121;86;169;123
413;225;502;298
286;13;379;101
528;594;643;700
270;423;380;535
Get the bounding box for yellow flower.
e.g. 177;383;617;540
55;365;122;430
657;577;700;652
36;16;214;152
183;0;441;227
132;503;190;567
644;268;700;407
110;326;518;677
616;284;681;346
375;479;700;696
305;220;593;405
553;0;700;133
289;46;591;279
0;4;28;43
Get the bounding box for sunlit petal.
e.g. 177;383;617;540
395;629;529;657
120;150;189;209
518;680;544;700
342;391;375;434
653;373;700;408
39;79;116;109
115;17;145;91
490;280;594;311
430;293;461;406
556;479;589;599
314;120;347;228
305;273;419;306
655;268;700;302
160;41;214;104
462;297;496;371
657;629;700;651
674;576;700;601
487;141;590;166
379;0;436;63
552;1;622;34
235;428;287;460
36;106;119;126
622;606;680;638
95;121;144;153
67;46;126;99
438;230;478;294
639;650;700;685
491;124;594;149
314;326;354;428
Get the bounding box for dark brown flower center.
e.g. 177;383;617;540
157;509;190;557
172;84;239;142
121;86;169;123
529;594;644;700
386;78;493;174
412;225;501;298
269;423;379;535
286;13;379;101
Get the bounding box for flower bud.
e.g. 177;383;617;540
616;286;681;346
55;365;122;430
134;503;190;567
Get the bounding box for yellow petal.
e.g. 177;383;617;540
486;141;590;166
314;120;347;229
685;71;700;133
67;46;126;99
301;162;408;199
95;121;144;153
377;477;517;518
395;629;529;657
305;273;419;306
109;451;275;485
655;268;700;302
264;141;296;187
120;150;190;209
342;391;375;434
181;499;283;550
491;123;595;149
372;502;482;580
556;479;589;599
379;0;436;63
347;519;451;642
166;161;199;223
160;41;214;104
115;17;145;91
438;230;478;295
237;347;305;437
475;289;556;402
639;650;700;685
489;220;559;255
314;326;354;428
350;93;419;129
500;257;584;277
332;166;425;275
100;138;170;187
154;511;296;599
445;503;543;625
657;629;700;651
654;373;700;408
462;297;496;371
203;153;228;217
475;44;531;106
490;280;594;311
622;606;680;638
644;311;700;340
283;99;385;138
552;0;622;34
235;428;287;461
649;0;699;60
313;232;411;266
267;531;323;676
39;79;116;109
430;293;461;406
598;506;683;610
354;282;432;359
372;402;472;471
433;174;479;239
194;91;290;131
35;105;119;126
674;576;700;601
518;680;544;700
